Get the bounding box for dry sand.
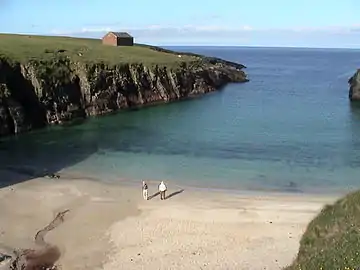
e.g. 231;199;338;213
0;176;338;270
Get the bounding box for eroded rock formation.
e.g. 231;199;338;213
348;69;360;101
0;55;248;137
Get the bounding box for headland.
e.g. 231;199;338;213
0;34;248;137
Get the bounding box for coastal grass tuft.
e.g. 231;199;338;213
0;33;197;66
285;190;360;270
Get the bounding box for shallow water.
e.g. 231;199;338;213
1;46;360;194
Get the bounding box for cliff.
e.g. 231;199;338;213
348;69;360;101
0;34;248;137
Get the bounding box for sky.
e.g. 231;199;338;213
0;0;359;48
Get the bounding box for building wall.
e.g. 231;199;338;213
102;33;117;46
117;37;134;46
102;33;134;46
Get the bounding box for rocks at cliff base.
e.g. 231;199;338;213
0;254;11;263
0;57;248;137
349;69;360;101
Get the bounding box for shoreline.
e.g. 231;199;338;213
0;173;339;270
1;165;353;198
56;169;348;198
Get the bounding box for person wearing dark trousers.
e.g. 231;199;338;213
158;181;167;200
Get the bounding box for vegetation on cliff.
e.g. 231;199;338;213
0;34;248;137
0;34;197;66
285;190;360;270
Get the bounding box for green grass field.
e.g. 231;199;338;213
285;190;360;270
0;33;196;65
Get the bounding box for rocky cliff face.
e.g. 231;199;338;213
0;57;248;137
348;69;360;101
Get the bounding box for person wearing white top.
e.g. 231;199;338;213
158;181;167;200
142;181;148;200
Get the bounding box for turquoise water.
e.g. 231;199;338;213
1;46;360;194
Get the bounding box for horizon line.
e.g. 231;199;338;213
0;32;359;51
160;45;360;50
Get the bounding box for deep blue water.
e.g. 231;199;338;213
1;46;360;194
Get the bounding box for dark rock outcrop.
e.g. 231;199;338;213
0;55;248;137
348;69;360;101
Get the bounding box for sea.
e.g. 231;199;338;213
1;46;360;195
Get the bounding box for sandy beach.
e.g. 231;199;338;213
0;176;338;270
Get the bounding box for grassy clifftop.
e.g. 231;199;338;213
0;34;197;66
285;190;360;270
0;34;248;137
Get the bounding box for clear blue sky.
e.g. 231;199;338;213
1;0;359;47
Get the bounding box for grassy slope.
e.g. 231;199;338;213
0;33;196;66
285;190;360;270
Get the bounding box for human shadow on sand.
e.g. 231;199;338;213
148;191;160;200
148;189;185;200
166;189;184;199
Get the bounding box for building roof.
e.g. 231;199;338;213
109;32;132;38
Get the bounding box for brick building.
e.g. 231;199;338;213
102;32;134;46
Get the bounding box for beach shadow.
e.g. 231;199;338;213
0;125;99;189
148;191;160;200
166;189;184;200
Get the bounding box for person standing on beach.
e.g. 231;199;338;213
142;180;148;200
158;181;167;200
